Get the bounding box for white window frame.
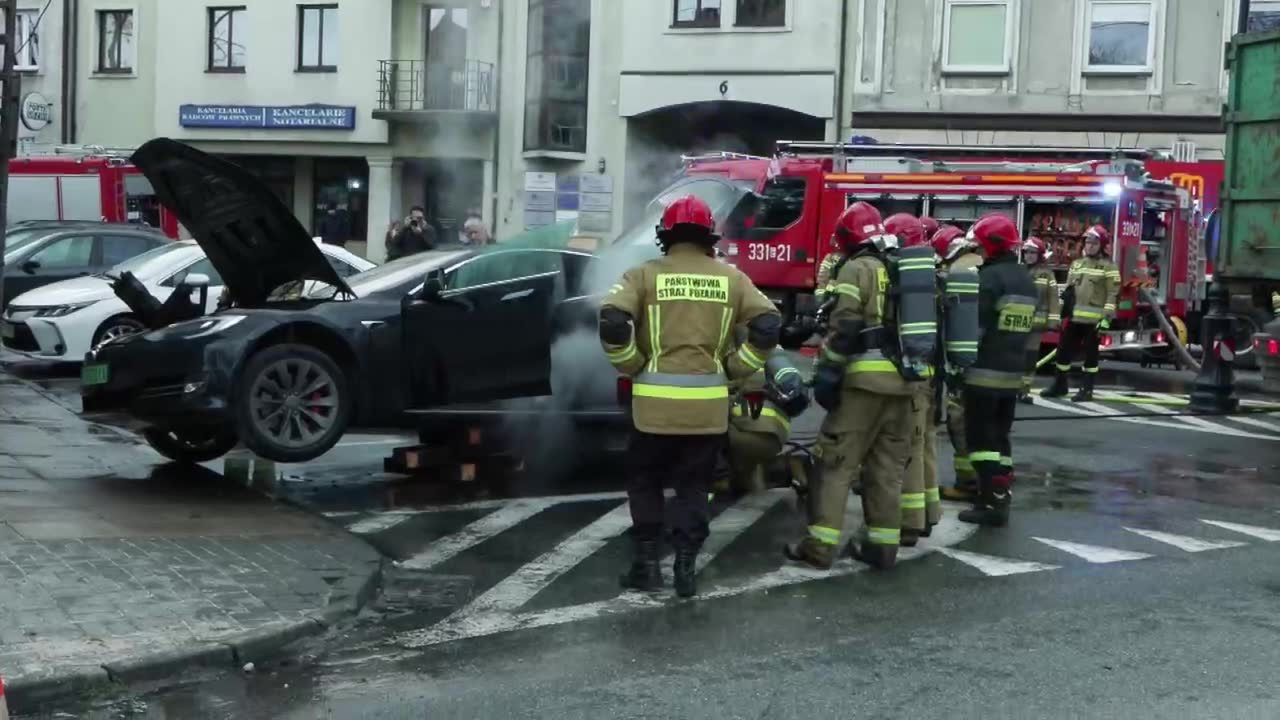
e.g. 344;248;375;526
941;0;1015;75
14;8;40;71
1082;0;1158;75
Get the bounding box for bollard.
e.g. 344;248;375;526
1189;282;1240;413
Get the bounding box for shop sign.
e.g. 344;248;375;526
179;104;357;130
20;92;52;132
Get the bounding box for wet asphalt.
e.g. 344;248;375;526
8;357;1280;720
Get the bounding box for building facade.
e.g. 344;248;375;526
13;0;66;154
26;0;1277;255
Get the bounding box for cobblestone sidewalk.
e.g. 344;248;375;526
0;371;381;711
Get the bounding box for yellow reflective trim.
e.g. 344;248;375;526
809;525;840;545
633;383;729;400
833;283;861;300
947;341;978;350
715;306;733;373
900;322;937;335
608;283;624;294
1083;366;1100;374
1055;364;1072;372
647;305;661;372
734;405;792;433
901;492;926;510
954;458;974;471
1000;456;1013;467
737;342;766;370
1074;310;1103;319
925;487;940;503
847;359;899;374
606;343;638;364
867;527;900;546
970;451;1002;463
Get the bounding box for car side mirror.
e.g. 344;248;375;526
21;259;40;274
180;273;210;289
420;276;444;301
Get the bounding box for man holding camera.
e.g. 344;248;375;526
387;206;437;261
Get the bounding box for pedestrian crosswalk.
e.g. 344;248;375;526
322;490;1280;647
1028;390;1280;441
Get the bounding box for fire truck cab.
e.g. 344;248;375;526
7;147;180;238
684;142;1202;358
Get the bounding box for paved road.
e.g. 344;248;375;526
13;358;1280;719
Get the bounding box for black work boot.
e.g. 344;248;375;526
900;528;922;548
673;548;698;598
958;481;1012;528
618;538;662;591
1072;374;1095;402
1040;369;1069;398
848;538;898;570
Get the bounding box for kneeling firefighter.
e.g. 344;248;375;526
933;225;983;502
784;202;936;570
883;213;943;543
725;353;809;495
599;194;780;598
959;214;1037;527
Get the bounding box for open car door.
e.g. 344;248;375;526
404;249;565;406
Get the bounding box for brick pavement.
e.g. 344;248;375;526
0;369;381;703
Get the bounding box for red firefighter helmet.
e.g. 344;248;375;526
656;194;718;243
1022;235;1049;263
968;213;1020;258
833;202;893;251
884;213;927;248
1084;224;1111;251
920;216;940;240
931;224;966;260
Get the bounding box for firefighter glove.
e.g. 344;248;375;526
812;362;845;411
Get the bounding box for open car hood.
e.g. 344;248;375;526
131;138;352;306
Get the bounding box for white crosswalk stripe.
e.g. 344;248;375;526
1124;527;1247;552
1031;537;1152;563
935;548;1059;576
398;500;551;570
1031;393;1280;442
345;513;414;535
1199;519;1280;542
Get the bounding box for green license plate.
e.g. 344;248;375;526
81;363;110;387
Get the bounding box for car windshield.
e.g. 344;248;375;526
107;242;199;279
313;249;472;299
610;177;747;249
2;229;47;262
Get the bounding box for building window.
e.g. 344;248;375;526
1085;0;1157;73
96;10;136;74
1248;0;1280;31
13;9;40;70
297;4;338;72
524;0;590;154
208;6;246;72
941;0;1013;74
735;0;785;27
673;0;720;28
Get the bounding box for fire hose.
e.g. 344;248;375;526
1138;287;1201;372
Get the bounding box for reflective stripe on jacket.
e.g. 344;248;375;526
601;243;780;435
823;252;911;396
967;253;1038;393
1067;256;1121;326
815;251;845;301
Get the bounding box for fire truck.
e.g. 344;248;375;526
6;147;180;237
684;142;1205;360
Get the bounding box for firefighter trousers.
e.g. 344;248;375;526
945;391;976;488
726;426;780;495
903;390;940;531
811;389;912;552
1056;322;1101;375
963;388;1017;491
626;430;722;550
1022;349;1040;394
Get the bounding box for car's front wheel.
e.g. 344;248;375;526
143;427;238;463
235;344;351;463
92;315;147;350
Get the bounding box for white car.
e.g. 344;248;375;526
1;239;374;362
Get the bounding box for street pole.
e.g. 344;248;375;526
0;0;20;310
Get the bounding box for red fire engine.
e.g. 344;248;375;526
7;147;180;238
684;142;1205;358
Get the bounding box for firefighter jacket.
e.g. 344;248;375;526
815;251;846;302
1027;263;1061;350
601;243;780;435
729;370;791;446
966;253;1038;393
821;252;912;397
1066;255;1121;326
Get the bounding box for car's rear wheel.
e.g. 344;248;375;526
143;427;238;463
235;344;351;463
92;315;147;350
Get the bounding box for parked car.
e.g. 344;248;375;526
81;138;758;464
2;238;372;361
1;222;169;311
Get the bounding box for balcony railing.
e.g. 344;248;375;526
377;59;496;114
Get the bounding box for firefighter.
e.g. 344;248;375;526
960;213;1038;527
784;202;914;571
920;216;940;244
815;246;846;305
883;213;940;543
1020;236;1060;403
725;353;809;495
933;225;983;502
1042;224;1121;402
599;194;780;598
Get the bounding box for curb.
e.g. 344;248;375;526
4;560;385;716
